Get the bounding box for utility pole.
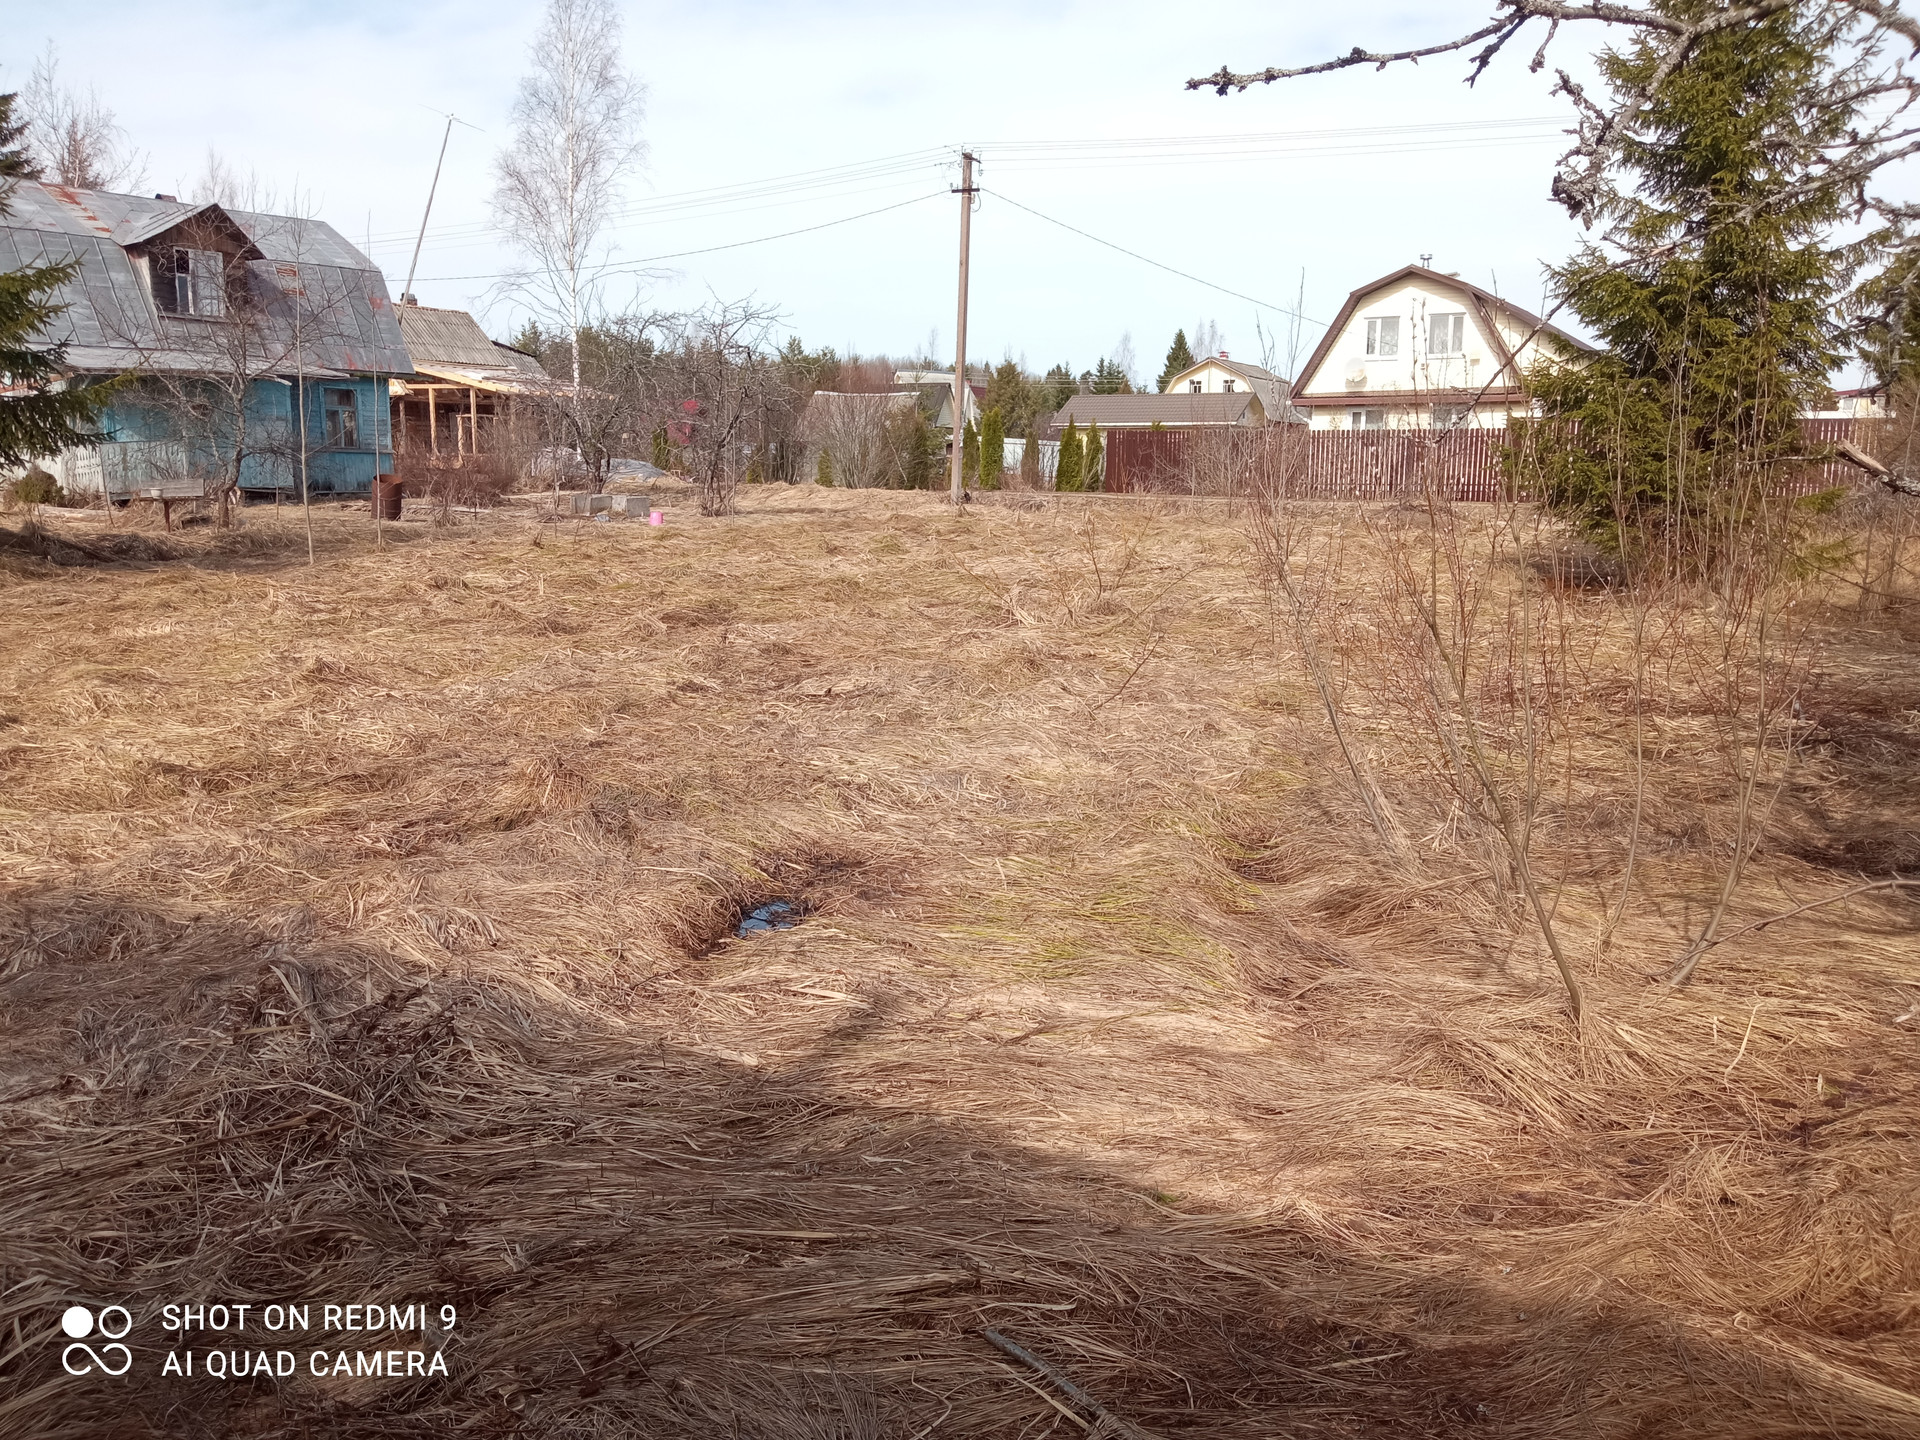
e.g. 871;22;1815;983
950;151;977;505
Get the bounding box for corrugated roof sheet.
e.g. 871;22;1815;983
1052;392;1263;428
396;304;548;378
0;180;410;377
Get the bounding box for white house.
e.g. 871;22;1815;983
1160;353;1292;416
1292;264;1595;430
1803;385;1890;420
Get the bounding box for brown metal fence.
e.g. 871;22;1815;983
1100;421;1868;500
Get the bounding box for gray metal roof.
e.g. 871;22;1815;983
1051;392;1265;429
396;303;547;376
0;180;410;377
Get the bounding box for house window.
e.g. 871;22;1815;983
152;247;227;318
1189;380;1202;393
1365;316;1400;357
1222;379;1234;393
1349;407;1386;430
1427;313;1466;355
1431;403;1472;428
323;388;360;448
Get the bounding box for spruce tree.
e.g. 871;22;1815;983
1083;421;1104;492
899;407;938;489
980;406;1005;489
1157;329;1196;392
1526;6;1855;558
1055;421;1082;492
0;92;114;472
1039;364;1077;414
984;360;1035;437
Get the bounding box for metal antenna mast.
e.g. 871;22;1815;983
402;113;478;304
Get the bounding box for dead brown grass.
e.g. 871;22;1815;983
0;486;1916;1438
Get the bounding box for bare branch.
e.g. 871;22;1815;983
1189;0;1920;251
1186;18;1516;95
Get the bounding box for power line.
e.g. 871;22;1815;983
979;188;1325;328
409;191;949;284
361;148;953;249
361;117;1566;255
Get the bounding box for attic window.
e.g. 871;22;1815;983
1222;379;1235;393
153;247;226;318
1365;316;1399;358
1189;380;1202;393
1427;313;1466;356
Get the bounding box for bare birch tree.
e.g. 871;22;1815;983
494;0;647;398
19;45;146;193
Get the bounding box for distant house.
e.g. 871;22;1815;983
1160;352;1295;416
1803;385;1889;420
1049;391;1269;432
1291;264;1595;430
894;370;983;430
390;301;552;460
0;180;409;497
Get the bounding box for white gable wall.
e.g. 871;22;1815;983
1170;359;1246;394
1298;277;1574;430
1164;358;1285;414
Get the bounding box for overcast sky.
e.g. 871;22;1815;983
5;3;1692;382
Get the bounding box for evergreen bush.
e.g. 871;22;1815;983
1056;422;1083;492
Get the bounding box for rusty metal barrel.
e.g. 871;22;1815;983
373;476;404;521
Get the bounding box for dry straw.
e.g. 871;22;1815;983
0;483;1916;1437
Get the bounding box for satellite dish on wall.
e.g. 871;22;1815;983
1344;357;1367;386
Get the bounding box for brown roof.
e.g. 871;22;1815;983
1292;386;1529;409
1296;265;1595;401
1050;392;1264;430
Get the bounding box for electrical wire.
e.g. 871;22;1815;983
408;190;949;284
979;188;1325;327
365;117;1567;257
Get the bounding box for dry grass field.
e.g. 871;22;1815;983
1;484;1916;1438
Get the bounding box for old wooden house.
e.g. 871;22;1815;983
0;180;410;499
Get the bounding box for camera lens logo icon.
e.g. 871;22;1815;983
61;1305;133;1377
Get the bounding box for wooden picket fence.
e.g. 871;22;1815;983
1099;421;1870;500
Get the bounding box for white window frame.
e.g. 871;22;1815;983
1349;407;1386;431
1427;312;1466;357
1364;316;1400;358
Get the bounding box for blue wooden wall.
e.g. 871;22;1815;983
97;375;394;496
